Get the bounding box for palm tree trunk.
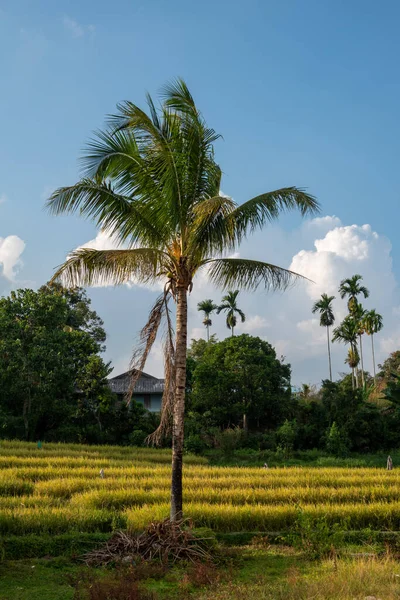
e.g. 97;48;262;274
232;327;234;337
372;333;376;385
206;323;209;342
327;326;332;381
351;368;355;390
359;334;365;387
170;286;188;522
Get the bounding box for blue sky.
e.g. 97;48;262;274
1;0;400;384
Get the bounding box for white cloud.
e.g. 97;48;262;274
0;235;26;280
238;314;269;333
186;216;399;385
0;194;7;205
63;16;95;38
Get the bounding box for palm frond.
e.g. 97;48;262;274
237;309;246;322
147;295;175;446
225;188;320;244
188;195;237;258
46;179;164;247
51;248;169;288
127;291;171;404
206;258;304;291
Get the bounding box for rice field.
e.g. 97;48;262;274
1;440;400;538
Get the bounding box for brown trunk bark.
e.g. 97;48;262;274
243;412;248;431
327;326;332;381
170;286;188;521
359;334;365;387
372;334;376;385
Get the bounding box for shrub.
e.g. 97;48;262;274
326;422;350;457
184;434;207;455
284;507;347;559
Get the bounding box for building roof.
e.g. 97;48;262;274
108;370;165;395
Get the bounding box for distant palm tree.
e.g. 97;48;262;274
364;309;383;384
312;293;335;381
339;274;369;313
197;299;218;341
332;316;359;389
217;290;245;336
353;302;367;387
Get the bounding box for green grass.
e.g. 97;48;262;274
3;548;400;600
0;558;78;600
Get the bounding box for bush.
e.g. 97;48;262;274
214;427;243;457
326;422;350;457
284;507;347;559
185;434;208;455
129;430;147;447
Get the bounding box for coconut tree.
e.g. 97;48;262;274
312;293;335;381
197;299;218;341
46;79;319;520
339;274;369;313
332;316;359;389
217;290;246;336
364;309;383;384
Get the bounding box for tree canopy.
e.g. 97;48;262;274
0;285;111;440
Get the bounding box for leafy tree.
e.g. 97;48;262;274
217;290;245;336
364;309;383;384
378;351;400;381
47;79;318;520
312;293;335;381
197;299;218;341
189;334;292;432
0;286;109;440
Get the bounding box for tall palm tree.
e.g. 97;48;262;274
217;290;245;336
338;274;369;313
352;302;367;387
364;309;383;384
197;299;217;341
46;80;319;520
312;293;335;381
332;316;359;389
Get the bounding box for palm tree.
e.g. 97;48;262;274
217;290;245;336
338;274;369;313
352;302;367;387
345;346;360;387
46;79;319;520
197;299;218;341
332;316;359;389
312;293;335;381
364;309;383;384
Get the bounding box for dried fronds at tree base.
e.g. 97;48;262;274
83;519;214;566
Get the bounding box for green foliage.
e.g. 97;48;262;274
214;427;243;457
0;285;110;441
276;419;297;458
326;422;349;457
187;334;292;432
284;507;347;559
184;434;208;455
